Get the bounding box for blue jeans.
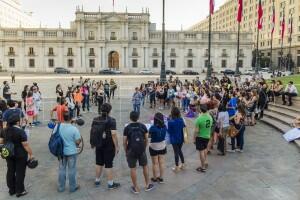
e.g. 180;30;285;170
68;108;74;119
133;104;141;113
237;125;245;150
82;94;90;111
182;98;190;111
58;155;78;192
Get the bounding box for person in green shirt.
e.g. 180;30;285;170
194;104;213;173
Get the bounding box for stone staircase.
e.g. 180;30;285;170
260;102;300;149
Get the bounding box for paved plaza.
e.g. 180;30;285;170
0;75;299;200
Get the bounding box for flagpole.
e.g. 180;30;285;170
255;27;260;74
235;21;240;75
206;10;212;79
160;0;166;83
270;0;274;75
280;8;284;71
288;13;293;72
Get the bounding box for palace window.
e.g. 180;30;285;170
170;59;176;68
152;48;158;57
8;47;15;55
205;60;209;68
132;32;138;40
29;59;35;67
132;59;138;68
297;56;300;67
48;59;54;67
152;60;158;68
68;59;73;68
238;60;243;68
132;48;138;56
48;48;54;56
89;59;95;68
9;59;15;67
221;60;227;68
67;48;73;56
28;47;34;56
222;49;228;57
187;49;193;57
88;31;95;40
187;60;193;68
89;48;95;56
170;48;176;57
110;32;117;40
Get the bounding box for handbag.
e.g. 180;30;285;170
183;127;189;144
26;110;34;116
227;125;239;138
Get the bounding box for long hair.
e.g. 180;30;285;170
154;112;165;128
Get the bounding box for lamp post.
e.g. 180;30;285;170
160;0;167;83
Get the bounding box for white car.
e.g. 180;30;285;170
138;69;154;75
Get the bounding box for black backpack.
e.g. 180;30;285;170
90;117;109;148
128;124;145;157
0;129;15;159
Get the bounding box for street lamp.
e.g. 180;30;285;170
160;0;167;83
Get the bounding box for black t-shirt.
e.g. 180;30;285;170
0;126;27;158
104;83;110;91
123;122;148;150
3;85;11;100
92;116;116;150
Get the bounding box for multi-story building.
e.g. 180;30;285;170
0;0;38;28
0;9;252;73
190;0;300;69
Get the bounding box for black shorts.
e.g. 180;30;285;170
149;147;167;157
95;147;115;168
195;137;209;151
126;150;147;168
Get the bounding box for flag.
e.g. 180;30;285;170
271;3;275;35
257;0;263;30
210;0;215;15
237;0;243;23
281;12;285;40
288;16;293;34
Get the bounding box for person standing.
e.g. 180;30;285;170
167;107;185;172
217;105;230;155
123;111;154;194
66;91;75;119
11;71;15;83
194;104;213;173
110;79;117;99
90;103;120;189
0;113;34;197
3;81;16;101
56;84;64;104
82;82;90;112
132;87;143;114
32;86;42;124
73;87;83;117
50;98;68;123
148;112;167;183
104;80;110;102
56;112;81;192
21;85;29;111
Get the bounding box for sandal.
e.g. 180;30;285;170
196;167;206;173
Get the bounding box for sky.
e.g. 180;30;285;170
22;0;224;30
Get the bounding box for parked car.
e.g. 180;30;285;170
138;69;154;75
182;70;199;75
221;69;235;75
166;69;176;75
244;69;255;75
99;69;122;75
54;67;70;74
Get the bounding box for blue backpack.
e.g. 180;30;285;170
48;123;64;158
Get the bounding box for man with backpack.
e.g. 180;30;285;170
53;111;81;193
90;103;120;189
123;111;154;194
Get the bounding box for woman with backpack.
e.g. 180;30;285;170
167;107;185;173
149;112;167;183
66;91;75;119
0;113;34;197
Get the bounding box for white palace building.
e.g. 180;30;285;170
0;8;253;73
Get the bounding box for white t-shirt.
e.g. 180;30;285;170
217;111;230;128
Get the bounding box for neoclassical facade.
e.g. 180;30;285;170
0;9;253;73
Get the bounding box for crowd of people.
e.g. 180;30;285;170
0;73;298;197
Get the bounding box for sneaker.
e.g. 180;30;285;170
94;180;101;187
16;190;28;198
108;182;121;190
130;186;139;194
227;149;236;153
145;183;155;192
151;177;158;182
172;167;181;173
179;164;186;170
157;177;164;184
236;149;243;153
70;185;80;193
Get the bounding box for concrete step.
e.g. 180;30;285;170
260;116;300;149
264;110;294;126
266;105;299;119
268;103;300;113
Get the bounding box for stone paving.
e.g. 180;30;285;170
0;96;300;200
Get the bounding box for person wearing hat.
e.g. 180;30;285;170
282;81;298;106
0;113;34;197
194;104;213;173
